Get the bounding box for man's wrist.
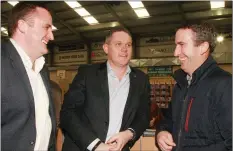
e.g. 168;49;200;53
92;140;102;151
127;128;136;141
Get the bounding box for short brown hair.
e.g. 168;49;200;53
8;2;49;37
105;28;132;44
178;22;217;53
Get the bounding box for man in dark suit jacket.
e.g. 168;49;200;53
60;28;150;151
1;2;56;151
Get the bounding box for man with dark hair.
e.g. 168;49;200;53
155;23;232;151
60;28;150;151
1;2;56;151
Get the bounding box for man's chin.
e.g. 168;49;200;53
41;48;49;56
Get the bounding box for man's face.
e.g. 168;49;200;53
103;31;132;67
25;7;54;58
174;29;201;75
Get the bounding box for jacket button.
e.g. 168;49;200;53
30;141;35;145
105;121;108;126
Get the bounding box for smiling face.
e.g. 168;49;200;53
174;28;206;75
24;7;54;58
103;31;132;68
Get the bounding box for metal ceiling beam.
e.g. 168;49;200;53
1;14;8;20
39;2;89;45
178;2;188;25
49;10;87;43
54;2;103;15
102;2;132;34
43;3;92;64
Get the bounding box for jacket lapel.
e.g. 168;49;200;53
7;41;35;110
40;67;56;148
98;63;109;120
40;67;56;122
121;70;137;129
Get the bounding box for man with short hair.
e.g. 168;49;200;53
155;23;232;151
60;28;150;151
1;2;56;151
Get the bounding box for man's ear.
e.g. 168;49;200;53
17;19;27;34
199;42;209;55
103;43;108;54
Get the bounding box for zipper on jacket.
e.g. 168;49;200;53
176;84;190;151
185;98;194;132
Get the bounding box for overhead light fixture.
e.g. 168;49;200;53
1;27;8;35
128;1;144;9
134;8;150;18
65;1;99;25
52;25;58;31
64;1;81;8
74;8;90;17
128;1;150;18
83;16;99;25
210;1;225;9
217;35;224;42
8;1;19;6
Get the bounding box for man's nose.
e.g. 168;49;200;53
174;46;180;57
121;44;128;51
48;30;54;41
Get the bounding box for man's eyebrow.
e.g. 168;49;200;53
176;41;185;45
44;24;52;28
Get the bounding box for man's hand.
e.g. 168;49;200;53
157;131;176;151
95;142;116;151
150;118;156;127
106;130;133;151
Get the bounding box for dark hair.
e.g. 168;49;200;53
8;2;49;37
178;22;217;53
105;28;132;44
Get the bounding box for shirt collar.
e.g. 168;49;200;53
10;38;45;73
107;61;131;77
174;55;217;87
186;74;192;86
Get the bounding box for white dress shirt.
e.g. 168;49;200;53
105;61;131;142
10;38;52;151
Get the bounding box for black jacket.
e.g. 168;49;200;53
60;63;150;151
1;40;56;151
156;56;232;151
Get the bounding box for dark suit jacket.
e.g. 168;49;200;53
60;63;150;151
1;40;56;151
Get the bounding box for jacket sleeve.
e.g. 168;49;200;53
214;78;232;150
155;85;176;134
60;66;97;151
128;75;151;147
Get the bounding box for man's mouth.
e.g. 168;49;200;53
119;54;127;57
42;39;48;45
179;57;186;61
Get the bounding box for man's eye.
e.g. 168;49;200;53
127;44;132;47
45;26;50;30
116;43;122;46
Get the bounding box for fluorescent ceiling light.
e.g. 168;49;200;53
65;1;99;25
217;35;224;42
74;8;90;17
64;1;81;8
83;16;99;25
1;27;8;35
128;1;144;9
52;25;57;31
1;27;7;31
134;8;150;18
210;1;225;9
2;31;8;35
8;1;19;6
